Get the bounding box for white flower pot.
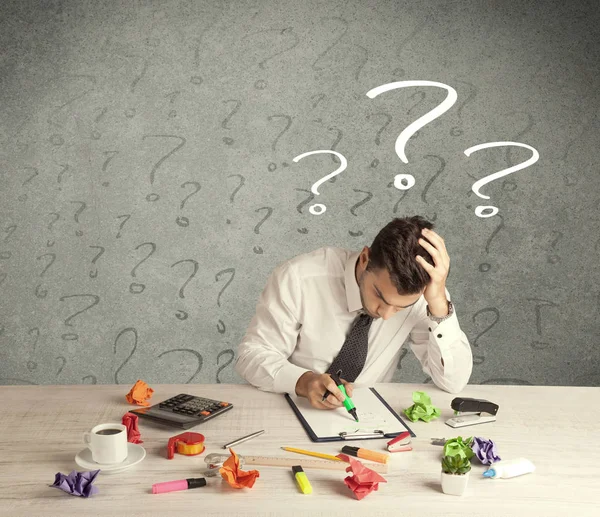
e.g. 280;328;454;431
441;471;470;496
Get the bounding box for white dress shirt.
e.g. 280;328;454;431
235;247;473;395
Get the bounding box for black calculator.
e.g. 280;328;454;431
129;393;233;429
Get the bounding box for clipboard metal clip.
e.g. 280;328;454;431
445;397;499;428
338;430;385;440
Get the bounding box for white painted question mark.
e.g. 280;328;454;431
464;141;539;218
366;80;458;190
292;150;348;215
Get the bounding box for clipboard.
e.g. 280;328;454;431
285;387;416;442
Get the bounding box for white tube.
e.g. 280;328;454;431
483;458;535;479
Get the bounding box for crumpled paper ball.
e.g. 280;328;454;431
50;469;100;497
219;448;260;489
471;436;501;465
125;379;154;406
403;390;441;422
122;412;143;444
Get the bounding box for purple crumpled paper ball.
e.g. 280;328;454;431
50;469;100;497
471;437;501;465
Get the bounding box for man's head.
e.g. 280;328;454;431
356;216;435;320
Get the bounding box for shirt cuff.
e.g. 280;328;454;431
426;312;462;373
273;362;312;395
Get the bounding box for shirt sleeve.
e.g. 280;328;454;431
406;289;473;393
234;260;311;394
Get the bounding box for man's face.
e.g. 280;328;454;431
356;248;423;320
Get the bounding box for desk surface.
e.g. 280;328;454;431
0;383;598;517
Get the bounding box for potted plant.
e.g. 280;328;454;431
441;454;471;496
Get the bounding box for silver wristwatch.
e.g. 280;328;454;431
427;301;454;323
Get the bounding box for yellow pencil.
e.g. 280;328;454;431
281;447;343;462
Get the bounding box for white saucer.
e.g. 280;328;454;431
75;443;146;474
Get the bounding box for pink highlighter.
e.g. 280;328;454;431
152;477;207;494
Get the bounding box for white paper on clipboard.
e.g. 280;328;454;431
286;387;413;440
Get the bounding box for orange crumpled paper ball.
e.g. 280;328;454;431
219;448;260;489
125;380;154;407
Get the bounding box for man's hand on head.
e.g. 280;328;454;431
416;228;451;317
295;371;354;410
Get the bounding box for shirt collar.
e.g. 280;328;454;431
344;250;364;314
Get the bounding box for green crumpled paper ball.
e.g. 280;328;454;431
403;390;441;422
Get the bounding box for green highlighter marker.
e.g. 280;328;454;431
324;369;359;422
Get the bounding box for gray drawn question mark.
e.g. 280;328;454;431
526;298;559;350
266;114;292;171
312;17;349;71
348;190;373;237
113;327;138;384
450;81;477;136
366;112;392;168
47;212;60;230
141;134;186;202
18;166;39;200
70;201;87;237
294;188;314;234
101;151;119;187
88;246;105;278
171;259;198;320
253;207;273;254
478;214;504;273
472;307;500;365
292;150;348;215
129;242;156;294
82;375;97;384
26;327;40;372
35;252;55;299
241;27;300;70
420;154;446;221
115;214;131;239
225;174;246;224
176;181;201;227
547;231;562;264
221;100;241;145
215;268;235;334
59;294;100;341
56;164;69;190
158;349;203;384
56;356;67;376
386;180;409;214
216;349;235;383
164;90;181;118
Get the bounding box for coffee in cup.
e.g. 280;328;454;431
83;423;128;464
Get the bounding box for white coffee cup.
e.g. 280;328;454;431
83;423;128;464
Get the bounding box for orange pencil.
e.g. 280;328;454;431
341;446;390;464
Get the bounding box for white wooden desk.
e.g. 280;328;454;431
0;383;598;517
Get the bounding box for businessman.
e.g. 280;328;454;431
235;216;473;410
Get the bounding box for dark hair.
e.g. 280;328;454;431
366;216;435;295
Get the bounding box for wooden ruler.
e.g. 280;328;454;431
242;455;388;474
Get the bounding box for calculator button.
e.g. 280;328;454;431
200;411;210;416
219;402;229;407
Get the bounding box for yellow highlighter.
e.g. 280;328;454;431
292;465;312;494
